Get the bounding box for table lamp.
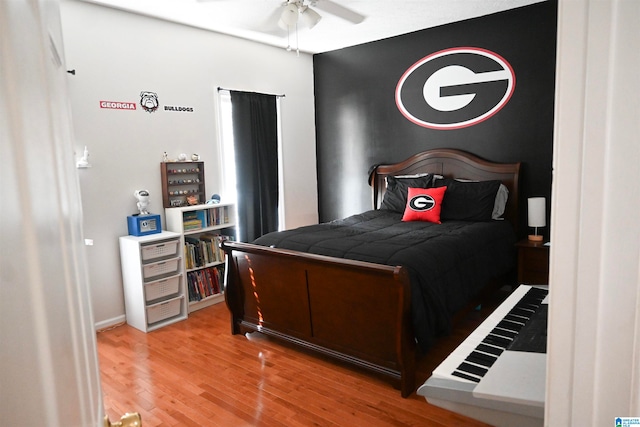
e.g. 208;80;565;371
527;197;546;242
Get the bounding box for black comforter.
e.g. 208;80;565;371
253;209;516;351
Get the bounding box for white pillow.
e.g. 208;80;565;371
492;184;509;220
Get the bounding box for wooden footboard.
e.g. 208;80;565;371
222;240;417;397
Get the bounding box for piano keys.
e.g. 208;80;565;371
418;285;549;427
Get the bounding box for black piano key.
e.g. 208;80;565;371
519;297;545;307
528;288;549;298
524;290;546;299
497;319;523;331
504;314;527;324
512;300;536;309
484;334;512;348
452;370;481;383
511;307;536;318
524;286;544;296
466;351;498;367
457;362;489;377
492;327;518;340
506;316;529;325
520;293;544;302
476;343;504;356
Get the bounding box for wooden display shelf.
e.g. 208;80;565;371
160;161;205;208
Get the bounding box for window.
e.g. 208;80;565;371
218;90;285;240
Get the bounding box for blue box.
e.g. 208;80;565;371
127;214;162;236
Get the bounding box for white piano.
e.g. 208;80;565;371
418;285;548;427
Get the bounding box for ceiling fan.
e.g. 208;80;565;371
271;0;366;53
276;0;365;30
197;0;366;53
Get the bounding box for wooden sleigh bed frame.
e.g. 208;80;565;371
222;148;520;397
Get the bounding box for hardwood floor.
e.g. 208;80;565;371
98;292;509;426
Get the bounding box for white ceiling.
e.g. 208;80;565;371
78;0;544;54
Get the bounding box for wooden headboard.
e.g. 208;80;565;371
369;148;521;232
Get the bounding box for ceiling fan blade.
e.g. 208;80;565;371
313;0;365;24
252;5;289;36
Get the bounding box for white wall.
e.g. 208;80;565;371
59;0;318;327
546;0;640;425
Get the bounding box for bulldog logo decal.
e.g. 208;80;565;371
140;91;159;113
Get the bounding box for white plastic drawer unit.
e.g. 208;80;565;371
146;296;184;324
140;238;180;262
119;231;186;332
142;258;180;281
145;274;181;303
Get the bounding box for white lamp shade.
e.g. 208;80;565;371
528;197;546;228
300;6;322;29
279;3;299;27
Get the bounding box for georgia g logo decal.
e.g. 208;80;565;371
409;195;435;211
395;47;515;130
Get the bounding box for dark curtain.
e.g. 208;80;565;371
230;91;279;242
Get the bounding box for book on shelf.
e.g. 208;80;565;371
183;220;202;231
198;234;225;263
205;205;231;226
183;210;207;230
183;234;230;269
183;211;198;221
186;265;225;302
184;236;201;269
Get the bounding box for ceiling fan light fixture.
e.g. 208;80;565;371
279;3;299;28
300;6;322;29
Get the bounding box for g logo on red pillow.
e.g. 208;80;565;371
402;186;447;223
409;195;436;211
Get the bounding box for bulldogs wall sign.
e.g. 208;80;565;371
140;91;159;113
395;47;516;130
98;91;194;114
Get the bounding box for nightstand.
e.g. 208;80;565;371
516;239;550;285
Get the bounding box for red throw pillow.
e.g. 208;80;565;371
402;186;447;223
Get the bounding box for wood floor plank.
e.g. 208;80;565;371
98;296;507;426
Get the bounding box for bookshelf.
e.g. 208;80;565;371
119;231;187;332
160;161;206;208
165;202;236;313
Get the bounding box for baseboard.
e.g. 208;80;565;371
95;315;126;332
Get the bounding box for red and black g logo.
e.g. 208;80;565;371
409;195;436;211
395;47;515;130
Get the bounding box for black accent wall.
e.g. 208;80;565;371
313;1;557;238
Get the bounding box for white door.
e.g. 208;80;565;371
1;0;105;425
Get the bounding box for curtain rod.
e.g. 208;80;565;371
217;87;285;98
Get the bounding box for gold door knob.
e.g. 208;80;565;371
104;413;142;427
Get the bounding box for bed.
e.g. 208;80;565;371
222;148;520;397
